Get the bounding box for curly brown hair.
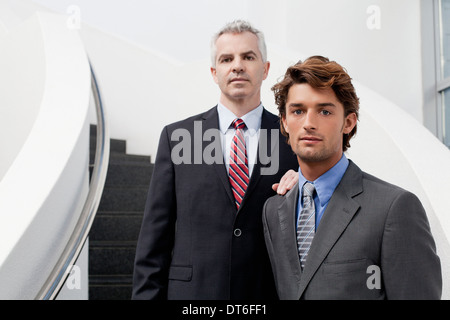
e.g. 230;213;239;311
272;55;359;151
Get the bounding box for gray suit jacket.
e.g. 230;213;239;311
262;160;442;300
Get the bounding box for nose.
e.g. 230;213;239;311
232;58;245;73
303;111;317;131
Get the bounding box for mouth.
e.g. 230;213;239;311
229;77;249;84
300;136;322;143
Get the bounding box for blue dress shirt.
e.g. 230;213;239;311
296;154;349;231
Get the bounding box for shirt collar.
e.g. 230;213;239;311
217;102;263;136
298;154;349;208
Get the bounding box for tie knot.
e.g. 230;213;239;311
232;118;246;130
302;182;315;197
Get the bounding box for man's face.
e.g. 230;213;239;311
211;31;270;107
282;83;357;168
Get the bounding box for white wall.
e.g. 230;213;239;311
0;10;45;180
0;11;91;299
30;0;424;132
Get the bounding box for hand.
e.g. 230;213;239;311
272;170;298;195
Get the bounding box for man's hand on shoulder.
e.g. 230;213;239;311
272;169;298;195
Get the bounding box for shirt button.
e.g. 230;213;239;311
234;228;242;237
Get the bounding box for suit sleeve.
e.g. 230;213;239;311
381;191;442;299
132;126;176;300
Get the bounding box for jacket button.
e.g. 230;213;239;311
234;228;242;237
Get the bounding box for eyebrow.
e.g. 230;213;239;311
217;50;258;60
241;50;258;57
287;102;337;108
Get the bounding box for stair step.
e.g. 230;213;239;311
89;244;136;275
89;163;153;187
89;275;132;300
89;213;143;242
88;124;151;300
104;163;153;187
90;125;127;155
97;187;148;212
90;138;127;154
90;275;133;285
108;153;151;165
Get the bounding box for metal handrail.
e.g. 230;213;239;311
36;63;110;300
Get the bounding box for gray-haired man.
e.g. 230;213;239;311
132;20;299;300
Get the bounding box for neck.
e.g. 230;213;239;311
298;153;343;181
220;96;261;118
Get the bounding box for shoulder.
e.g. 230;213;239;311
264;193;284;211
346;160;408;194
260;108;280;129
361;170;413;199
348;161;422;209
164;106;217;132
264;185;297;214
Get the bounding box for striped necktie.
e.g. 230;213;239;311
297;182;316;269
228;118;249;210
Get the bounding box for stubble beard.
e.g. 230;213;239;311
293;140;340;164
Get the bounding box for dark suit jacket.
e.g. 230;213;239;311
132;106;298;299
263;160;442;300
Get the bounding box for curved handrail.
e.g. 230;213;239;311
36;63;110;300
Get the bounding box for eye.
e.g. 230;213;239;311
293;109;303;115
244;55;256;61
220;56;233;63
320;109;331;116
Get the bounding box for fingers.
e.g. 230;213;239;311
276;170;298;195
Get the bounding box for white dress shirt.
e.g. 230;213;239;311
217;103;263;178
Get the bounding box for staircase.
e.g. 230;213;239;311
88;125;153;299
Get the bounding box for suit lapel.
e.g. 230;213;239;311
201;107;235;206
297;161;363;298
204;107;281;212
240;109;279;210
277;183;303;284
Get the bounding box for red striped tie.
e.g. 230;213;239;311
229;118;249;210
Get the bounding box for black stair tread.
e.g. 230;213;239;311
89;240;138;247
108;154;151;165
103;163;153;187
89;275;133;284
89;285;132;300
88;124;151;300
89;215;143;242
90;125;127;154
94;211;144;216
89;246;136;274
97;187;148;212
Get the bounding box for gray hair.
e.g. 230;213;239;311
210;20;267;67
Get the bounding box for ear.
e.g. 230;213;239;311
262;61;270;80
210;67;218;84
343;112;357;134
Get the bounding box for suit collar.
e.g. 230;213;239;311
202;107;235;206
277;183;303;283
297;160;363;298
275;160;363;298
240;108;280;211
